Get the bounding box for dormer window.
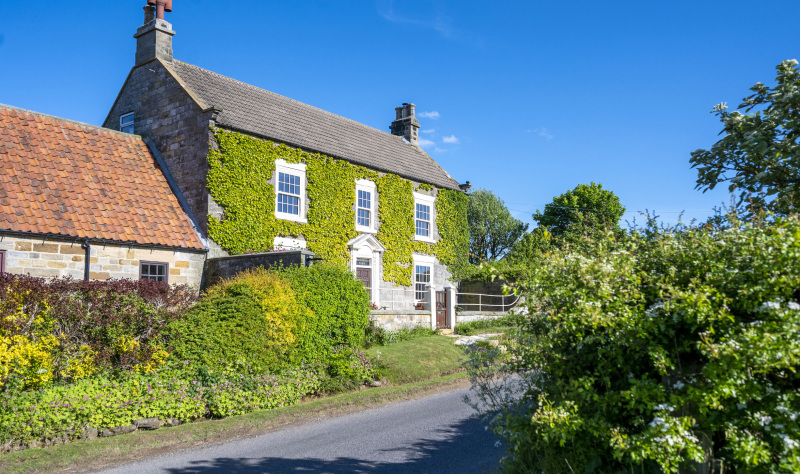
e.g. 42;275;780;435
355;180;377;233
274;160;307;223
120;112;134;134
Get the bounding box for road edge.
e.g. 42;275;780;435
0;373;473;473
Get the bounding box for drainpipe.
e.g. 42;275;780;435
81;239;91;281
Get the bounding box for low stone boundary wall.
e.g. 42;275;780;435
455;311;508;325
370;310;431;331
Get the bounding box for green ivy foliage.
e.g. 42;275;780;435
206;129;469;284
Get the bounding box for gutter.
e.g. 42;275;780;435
0;229;207;254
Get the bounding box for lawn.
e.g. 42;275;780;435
366;335;466;384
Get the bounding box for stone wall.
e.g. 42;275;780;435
369;310;432;331
103;59;214;238
202;250;314;289
0;234;205;288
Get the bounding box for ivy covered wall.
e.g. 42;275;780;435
206;129;469;286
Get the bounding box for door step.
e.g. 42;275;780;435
438;328;453;335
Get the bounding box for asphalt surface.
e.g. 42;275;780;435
94;386;503;473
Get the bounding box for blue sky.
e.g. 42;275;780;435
2;1;798;228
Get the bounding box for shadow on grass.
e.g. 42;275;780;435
161;416;501;473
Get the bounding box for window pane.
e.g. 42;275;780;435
356;258;371;266
277;193;300;215
141;262;167;282
357;208;370;227
416;204;430;221
120;113;134;134
416;219;430;237
278;172;300;196
358;190;371;209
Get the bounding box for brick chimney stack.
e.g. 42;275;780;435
134;3;175;65
390;103;420;146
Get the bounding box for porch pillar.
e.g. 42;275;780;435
426;284;436;330
445;284;456;329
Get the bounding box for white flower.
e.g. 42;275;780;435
760;301;781;311
758;414;773;427
654;404;674;412
788;302;800;311
673;381;685;390
780;434;799;450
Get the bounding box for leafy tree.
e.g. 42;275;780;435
467;189;528;263
691;59;800;215
532;182;625;238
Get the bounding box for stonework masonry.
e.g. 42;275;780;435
104;60;216;240
0;235;205;288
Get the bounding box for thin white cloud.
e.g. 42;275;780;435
419;111;440;120
421;129;436;134
526;127;553;140
376;0;453;38
418;138;436;148
442;134;459;144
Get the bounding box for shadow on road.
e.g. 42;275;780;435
162;416;501;473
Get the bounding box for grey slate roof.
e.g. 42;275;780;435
164;60;461;190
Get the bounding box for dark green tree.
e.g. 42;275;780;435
468;189;528;263
533;182;625;238
691;59;800;215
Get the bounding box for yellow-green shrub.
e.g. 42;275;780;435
167;269;311;372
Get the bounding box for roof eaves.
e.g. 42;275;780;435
213;124;462;191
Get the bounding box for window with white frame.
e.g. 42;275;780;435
355;180;377;233
413;192;435;242
274;160;307;222
120;112;134;134
413;254;435;302
414;264;431;301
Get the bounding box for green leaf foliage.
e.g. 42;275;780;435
166;270;310;372
273;264;370;360
533;182;625;240
467;188;528;263
691;59;800;215
206;129;469;284
471;216;800;473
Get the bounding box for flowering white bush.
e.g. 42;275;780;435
468;216;800;473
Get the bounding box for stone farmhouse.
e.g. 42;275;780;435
0;3;469;328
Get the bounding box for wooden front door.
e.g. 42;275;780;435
435;290;448;328
356;267;371;294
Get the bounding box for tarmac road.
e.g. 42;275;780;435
93;385;503;473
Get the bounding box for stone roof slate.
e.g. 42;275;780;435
163;59;461;190
0;105;205;250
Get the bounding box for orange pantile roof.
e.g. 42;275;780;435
0;105;205;250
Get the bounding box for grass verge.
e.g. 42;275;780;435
0;373;470;474
366;335;466;384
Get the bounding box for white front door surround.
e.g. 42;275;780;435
347;234;386;305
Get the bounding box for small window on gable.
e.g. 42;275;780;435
140;261;168;283
275;160;307;223
355;180;377;233
413;192;435;243
120;112;134;134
